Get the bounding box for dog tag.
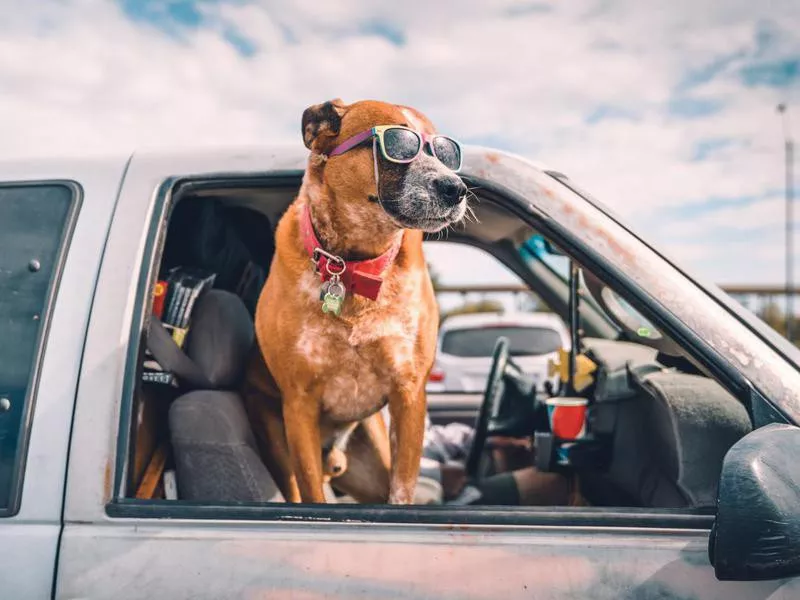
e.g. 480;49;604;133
319;280;331;301
321;278;345;316
322;292;343;316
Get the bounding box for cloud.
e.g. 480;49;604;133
667;97;725;118
0;0;798;286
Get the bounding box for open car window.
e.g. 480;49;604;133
110;173;753;528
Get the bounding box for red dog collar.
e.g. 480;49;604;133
301;203;402;301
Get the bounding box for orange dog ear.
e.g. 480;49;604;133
302;98;346;152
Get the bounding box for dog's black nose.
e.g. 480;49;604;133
434;176;467;207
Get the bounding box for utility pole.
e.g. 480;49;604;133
778;103;795;342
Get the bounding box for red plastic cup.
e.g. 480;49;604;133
545;397;588;440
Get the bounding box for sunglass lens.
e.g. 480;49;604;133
383;128;421;162
432;136;462;171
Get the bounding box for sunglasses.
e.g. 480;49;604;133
328;125;463;172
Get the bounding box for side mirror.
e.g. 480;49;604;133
710;423;800;581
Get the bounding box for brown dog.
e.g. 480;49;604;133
243;99;467;504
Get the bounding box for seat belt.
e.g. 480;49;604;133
146;316;212;389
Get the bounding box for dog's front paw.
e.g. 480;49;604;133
388;488;414;505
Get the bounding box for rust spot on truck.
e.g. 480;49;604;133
103;458;112;499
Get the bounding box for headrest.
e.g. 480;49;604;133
147;290;254;390
184;290;255;387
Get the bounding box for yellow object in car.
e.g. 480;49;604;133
548;348;597;392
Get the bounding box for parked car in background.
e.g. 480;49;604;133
427;312;570;393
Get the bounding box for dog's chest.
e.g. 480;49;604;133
295;312;418;423
319;354;391;423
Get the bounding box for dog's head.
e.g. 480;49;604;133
301;98;467;233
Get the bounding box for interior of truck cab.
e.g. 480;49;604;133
124;175;753;513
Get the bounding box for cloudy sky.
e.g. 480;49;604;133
1;0;798;289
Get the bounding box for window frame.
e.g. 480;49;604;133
107;172;729;532
0;180;82;518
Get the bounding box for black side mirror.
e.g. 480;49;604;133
710;423;800;581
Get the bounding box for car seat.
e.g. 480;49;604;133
147;288;281;502
580;339;753;509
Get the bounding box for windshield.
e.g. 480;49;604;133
521;234;571;279
520;233;663;340
604;288;660;339
442;325;563;358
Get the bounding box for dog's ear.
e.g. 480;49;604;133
302;98;346;153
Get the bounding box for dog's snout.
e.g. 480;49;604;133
434;176;467;207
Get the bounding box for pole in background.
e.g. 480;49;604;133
778;103;795;343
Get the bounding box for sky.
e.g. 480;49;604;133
1;0;799;292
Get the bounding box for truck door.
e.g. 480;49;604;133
0;159;129;599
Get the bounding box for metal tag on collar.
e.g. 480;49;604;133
321;259;346;316
319;279;331;301
322;280;346;316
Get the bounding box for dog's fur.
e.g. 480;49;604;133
242;99;467;504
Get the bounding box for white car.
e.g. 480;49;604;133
427;312;570;393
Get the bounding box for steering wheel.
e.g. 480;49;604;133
465;337;510;480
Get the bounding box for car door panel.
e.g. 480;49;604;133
55;520;798;599
0;158;128;599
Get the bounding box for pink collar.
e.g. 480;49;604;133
300;203;402;301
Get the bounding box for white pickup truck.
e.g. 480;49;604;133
2;146;799;599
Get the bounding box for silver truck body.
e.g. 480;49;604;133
0;146;798;599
